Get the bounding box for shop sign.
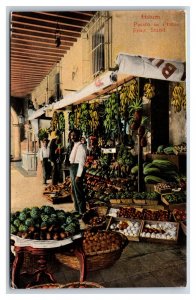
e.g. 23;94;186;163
101;148;117;154
116;53;185;82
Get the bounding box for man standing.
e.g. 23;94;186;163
69;129;87;215
39;138;51;184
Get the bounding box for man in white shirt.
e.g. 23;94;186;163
69;129;87;214
39;138;51;184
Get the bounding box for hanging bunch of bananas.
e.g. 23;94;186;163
50;111;59;131
68;112;75;130
89;101;99;134
58;112;65;132
78;103;90;136
171;84;186;113
120;79;138;120
103;93;120;138
74;106;81;129
143;82;155;99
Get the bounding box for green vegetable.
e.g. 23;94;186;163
19;212;27;222
144;175;165;184
163;146;174;155
13;219;21;228
11;225;17;234
18;224;28;232
131;165;138;174
25;218;34;227
143;167;161;175
151;159;177;171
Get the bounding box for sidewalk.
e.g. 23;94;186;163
10;162;187;289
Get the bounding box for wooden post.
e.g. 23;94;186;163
138;133;143;192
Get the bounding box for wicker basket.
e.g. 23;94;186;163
82;208;107;229
56;231;128;272
30;283;65;289
64;281;104;288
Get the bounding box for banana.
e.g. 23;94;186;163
171;84;186;113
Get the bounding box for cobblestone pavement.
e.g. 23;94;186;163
10;162;188;290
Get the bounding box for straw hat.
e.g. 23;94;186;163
49;131;58;140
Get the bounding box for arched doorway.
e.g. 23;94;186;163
11;106;21;161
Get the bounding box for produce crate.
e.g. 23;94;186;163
110;199;134;205
154;185;172;194
46;193;72;204
161;194;186;209
107;216;144;242
133;199;159;206
140;220;179;244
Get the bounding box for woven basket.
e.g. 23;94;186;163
56;231;128;272
30;283;65;289
64;281;104;288
82;208;107;229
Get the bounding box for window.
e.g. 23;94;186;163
92;27;105;76
82;11;112;83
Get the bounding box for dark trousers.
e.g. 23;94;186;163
69;164;86;214
42;158;51;184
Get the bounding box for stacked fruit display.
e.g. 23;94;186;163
140;221;178;241
82;230;123;254
10;206;80;240
172;209;186;222
116;207;171;221
109;220;142;240
143;159;179;184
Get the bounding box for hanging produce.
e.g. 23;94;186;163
89;101;99;134
103;93;121;140
74;106;81;129
143;82;155;100
129;98;143;130
58;112;65;132
79;103;90;136
68;112;75;130
50;111;59;131
171;84;186;112
120;79;138;121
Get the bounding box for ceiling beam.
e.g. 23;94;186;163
35;11;91;24
12;13;84;29
11;65;52;72
11;54;58;63
11;41;67;54
11;49;63;59
11;46;65;57
11;36;70;50
11;20;81;37
11;26;77;42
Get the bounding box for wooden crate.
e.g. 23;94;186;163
107;216;144;242
140;220;179;244
47;193;72;204
161;194;186;210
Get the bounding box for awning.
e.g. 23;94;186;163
116;53;186;82
28;71;115;120
53;71;114;110
28;107;45;121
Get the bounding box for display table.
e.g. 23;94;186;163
11;234;85;289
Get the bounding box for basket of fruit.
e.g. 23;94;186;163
64;281;104;288
30;283;65;289
55;229;128;272
10;206;81;245
82;208;107;229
